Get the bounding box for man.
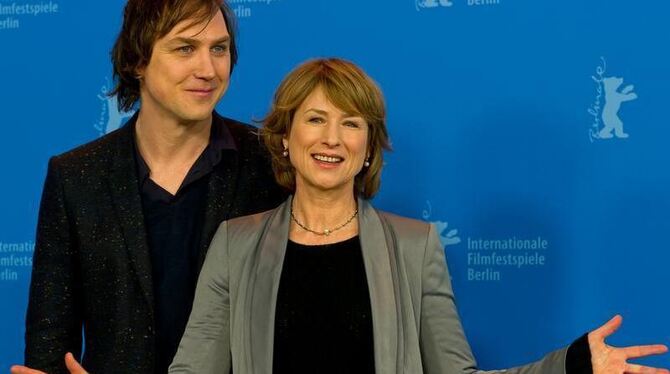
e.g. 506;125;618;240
12;0;285;373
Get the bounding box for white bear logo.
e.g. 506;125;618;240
416;0;453;11
598;77;637;139
422;201;461;247
93;78;135;136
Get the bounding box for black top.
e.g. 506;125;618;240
134;122;236;374
566;333;593;374
273;236;375;374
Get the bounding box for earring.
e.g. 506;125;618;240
364;158;370;167
282;148;289;157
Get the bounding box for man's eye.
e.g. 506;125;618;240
176;45;194;54
211;45;229;55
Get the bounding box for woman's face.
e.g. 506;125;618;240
283;86;369;196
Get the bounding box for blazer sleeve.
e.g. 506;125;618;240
169;221;232;374
419;224;568;374
25;157;83;374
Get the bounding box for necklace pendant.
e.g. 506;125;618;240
290;201;358;237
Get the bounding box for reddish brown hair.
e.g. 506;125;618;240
261;58;392;199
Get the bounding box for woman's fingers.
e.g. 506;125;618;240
623;344;669;359
592;315;623;341
625;363;670;374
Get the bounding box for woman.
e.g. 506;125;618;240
169;58;668;374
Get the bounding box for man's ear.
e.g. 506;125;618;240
135;63;146;80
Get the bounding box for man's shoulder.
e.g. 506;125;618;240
216;114;257;134
49;125;131;172
214;113;265;152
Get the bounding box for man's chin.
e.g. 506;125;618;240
178;109;214;123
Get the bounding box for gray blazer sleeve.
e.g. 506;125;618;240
169;222;232;374
420;224;568;374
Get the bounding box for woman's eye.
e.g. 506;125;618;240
344;121;361;128
308;117;324;124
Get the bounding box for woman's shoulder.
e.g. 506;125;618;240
371;208;438;269
224;208;278;237
207;208;280;262
374;208;433;243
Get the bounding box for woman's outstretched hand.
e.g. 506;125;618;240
589;315;669;374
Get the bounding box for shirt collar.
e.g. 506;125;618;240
132;111;238;193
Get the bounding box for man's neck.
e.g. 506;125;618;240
134;110;213;195
135;110;212;165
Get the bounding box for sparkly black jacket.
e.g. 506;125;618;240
24;113;285;373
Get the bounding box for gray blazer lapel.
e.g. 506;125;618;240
359;199;399;374
249;198;291;374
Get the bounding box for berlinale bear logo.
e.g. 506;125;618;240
94;78;136;136
416;0;453;10
588;58;638;141
422;201;461;248
599;77;637;139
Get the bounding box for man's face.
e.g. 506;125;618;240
137;9;231;124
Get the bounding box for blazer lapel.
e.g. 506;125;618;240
249;198;291;374
197;149;239;269
359;199;400;374
106;120;154;315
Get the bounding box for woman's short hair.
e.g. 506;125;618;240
110;0;238;112
261;58;392;199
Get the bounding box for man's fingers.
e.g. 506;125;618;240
9;366;46;374
65;352;88;374
623;344;669;359
593;314;623;339
625;363;670;374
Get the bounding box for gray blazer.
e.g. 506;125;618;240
169;197;568;373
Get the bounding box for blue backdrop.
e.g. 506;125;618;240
1;0;668;370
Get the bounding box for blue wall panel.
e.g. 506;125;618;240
1;0;668;369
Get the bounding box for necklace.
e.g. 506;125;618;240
290;201;358;236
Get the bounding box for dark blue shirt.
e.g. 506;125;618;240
134;121;236;374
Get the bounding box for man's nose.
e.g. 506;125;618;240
194;50;216;80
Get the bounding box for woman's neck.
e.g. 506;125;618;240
289;187;359;245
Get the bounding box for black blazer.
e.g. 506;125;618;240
24;113;285;373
